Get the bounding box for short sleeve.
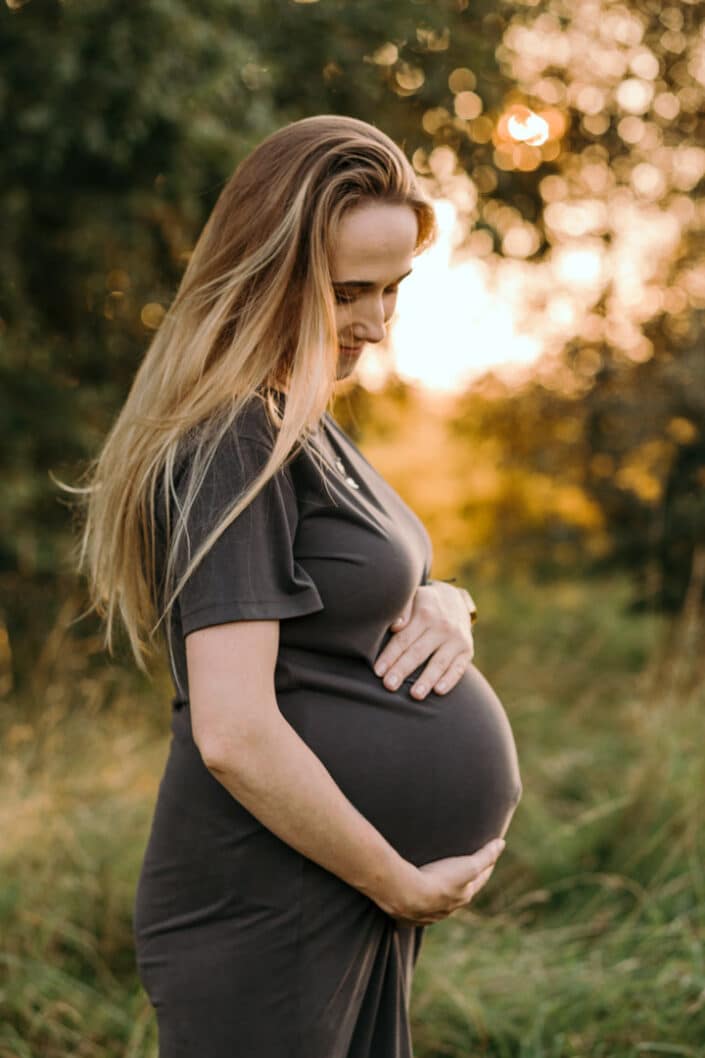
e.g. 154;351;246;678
167;428;324;637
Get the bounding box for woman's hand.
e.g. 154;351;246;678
385;838;506;927
373;581;475;701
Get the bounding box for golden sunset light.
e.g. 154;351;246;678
356;156;704;394
353;199;539;394
7;1;705;1052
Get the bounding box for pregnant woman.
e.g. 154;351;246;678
78;114;521;1057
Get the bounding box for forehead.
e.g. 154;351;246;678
329;202;418;280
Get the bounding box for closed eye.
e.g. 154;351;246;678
334;286;400;305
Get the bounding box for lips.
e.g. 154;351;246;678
339;344;363;354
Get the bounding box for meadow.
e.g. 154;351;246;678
2;571;703;1058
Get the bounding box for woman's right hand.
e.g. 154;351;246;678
389;838;506;926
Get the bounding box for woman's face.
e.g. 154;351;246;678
329;201;418;381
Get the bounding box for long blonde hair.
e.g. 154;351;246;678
69;114;438;676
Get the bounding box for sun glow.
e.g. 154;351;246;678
506;105;550;146
355;180;687;395
357;200;543;393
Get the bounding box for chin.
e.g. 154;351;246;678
335;363;357;382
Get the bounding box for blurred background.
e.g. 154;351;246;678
2;1;703;1055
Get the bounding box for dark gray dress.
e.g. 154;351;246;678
134;394;521;1058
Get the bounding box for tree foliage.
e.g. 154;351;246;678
3;0;704;687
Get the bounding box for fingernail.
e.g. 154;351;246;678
413;684;426;697
386;674;399;689
375;663;386;676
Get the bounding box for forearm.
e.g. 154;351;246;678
200;710;416;915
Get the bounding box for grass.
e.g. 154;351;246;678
1;571;703;1057
411;571;705;1057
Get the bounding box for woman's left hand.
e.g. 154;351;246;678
373;581;475;700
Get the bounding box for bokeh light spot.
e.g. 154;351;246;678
428;146;458;179
422;107;450;134
553;245;605;287
454;91;483;120
668;417;697;444
616;78;654;115
367;42;398;66
502;224;541;258
448;67;476;93
411;148;431;174
394;62;425;93
540;174;568;203
106;269;130;292
629;49;660;80
582;113;610;136
653;91;680;120
505;104;550;146
630;162;667;200
671;146;705;191
141;303;166;330
468;116;494;143
618;116;646;145
574;85;605;116
416;27;450;52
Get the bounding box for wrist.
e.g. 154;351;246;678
426;577;478;626
361;851;419;918
458;587;478;626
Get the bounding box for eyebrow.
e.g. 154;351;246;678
331;268;413;290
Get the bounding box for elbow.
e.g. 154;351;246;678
194;729;234;775
193;723;247;775
191;706;279;777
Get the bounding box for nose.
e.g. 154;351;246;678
354;296;389;345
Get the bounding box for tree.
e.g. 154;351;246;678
1;0;507;682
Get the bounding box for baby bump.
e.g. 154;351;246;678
277;662;522;867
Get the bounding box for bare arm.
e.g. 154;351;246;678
186;619;505;924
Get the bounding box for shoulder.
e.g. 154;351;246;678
176;395;280;473
229;393;282;451
170;390;331;502
204;394;281;454
156;397;281;527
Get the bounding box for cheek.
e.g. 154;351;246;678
334;304;354;333
384;292;399;316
